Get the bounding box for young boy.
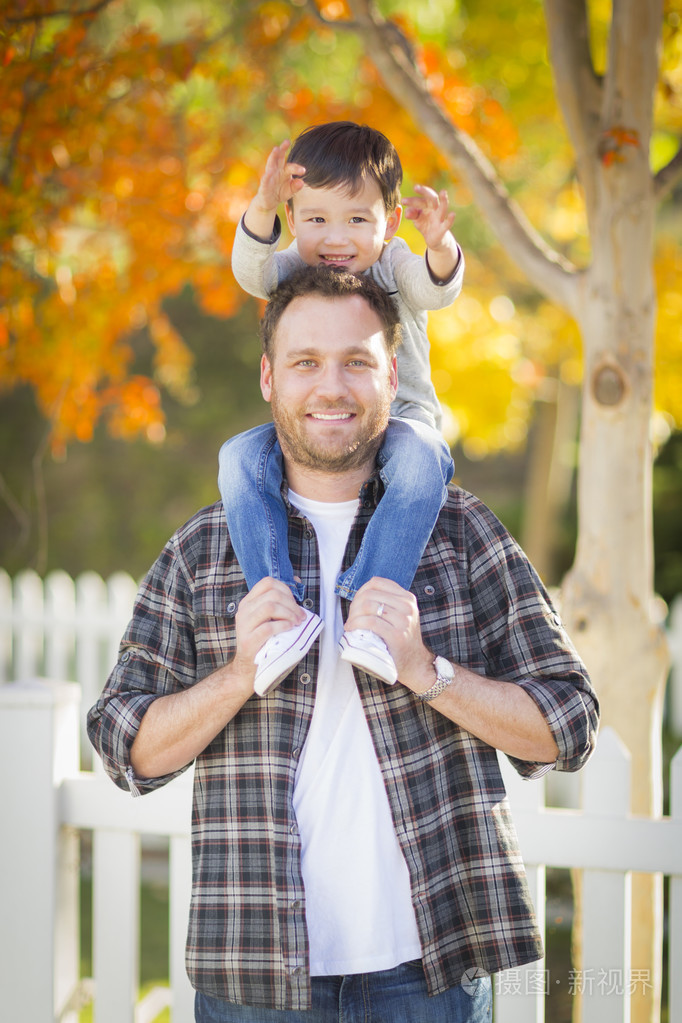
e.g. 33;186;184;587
223;121;464;695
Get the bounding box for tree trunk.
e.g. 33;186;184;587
521;376;579;584
557;4;669;1016
561;182;669;1023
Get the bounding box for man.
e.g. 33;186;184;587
88;265;599;1023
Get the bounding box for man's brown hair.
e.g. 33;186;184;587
287;121;403;214
260;265;402;361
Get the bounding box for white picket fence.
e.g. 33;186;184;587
3;568;682;751
1;569;682;1023
0;568;140;766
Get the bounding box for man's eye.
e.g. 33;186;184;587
348;360;368;367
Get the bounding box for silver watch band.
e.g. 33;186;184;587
417;656;455;702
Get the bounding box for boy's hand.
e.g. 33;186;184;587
244;141;306;240
402;185;460;281
402;185;455;247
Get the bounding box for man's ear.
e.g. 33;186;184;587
389;355;398;400
384;205;402;243
260;354;273;402
284;201;296;237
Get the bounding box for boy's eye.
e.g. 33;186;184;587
349;216;367;224
308;216;325;224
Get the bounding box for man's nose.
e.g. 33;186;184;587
314;363;349;400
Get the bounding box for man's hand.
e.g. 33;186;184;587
244;141;306;240
130;578;305;779
231;577;307;683
402;185;459;281
344;577;433;688
345;577;559;764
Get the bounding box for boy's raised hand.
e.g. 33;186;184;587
403;185;455;247
402;185;460;281
245;141;306;239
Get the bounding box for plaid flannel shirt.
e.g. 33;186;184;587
87;479;598;1011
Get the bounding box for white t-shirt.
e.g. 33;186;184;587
289;489;422;976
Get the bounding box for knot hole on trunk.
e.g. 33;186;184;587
591;362;627;407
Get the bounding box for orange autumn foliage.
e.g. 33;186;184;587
1;4;207;454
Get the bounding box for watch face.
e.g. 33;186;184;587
434;656;455;680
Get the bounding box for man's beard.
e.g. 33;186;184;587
270;391;392;474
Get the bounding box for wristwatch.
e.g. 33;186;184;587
417;655;456;702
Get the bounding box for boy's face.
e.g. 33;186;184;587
285;177;402;275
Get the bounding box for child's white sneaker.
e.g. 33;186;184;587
254;609;323;697
338;629;397;685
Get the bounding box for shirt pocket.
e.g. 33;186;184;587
193;582;246;675
411;559;485;671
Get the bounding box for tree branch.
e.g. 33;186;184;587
0;472;31;552
304;0;419;66
543;0;602;217
1;95;30;189
304;0;356;31
342;0;581;316
32;432;49;576
604;0;664;139
5;0;114;23
654;145;682;200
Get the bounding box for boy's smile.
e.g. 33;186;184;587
285;178;402;275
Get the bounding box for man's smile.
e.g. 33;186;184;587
307;411;355;421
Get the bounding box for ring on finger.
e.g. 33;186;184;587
377;603;385;618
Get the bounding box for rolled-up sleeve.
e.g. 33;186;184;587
87;652;190;796
512;672;598;776
87;537;199;796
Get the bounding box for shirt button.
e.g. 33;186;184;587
304;528;313;540
291;966;304;976
363;499;372;508
424;585;436;596
302;598;314;610
291;899;302;909
292;747;301;759
290;824;298;835
226;601;237;615
120;652;131;663
299;673;311;686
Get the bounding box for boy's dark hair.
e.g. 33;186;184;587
287;121;403;214
261;265;402;361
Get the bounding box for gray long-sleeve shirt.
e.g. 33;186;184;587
231;216;464;430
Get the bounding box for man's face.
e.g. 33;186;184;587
261;294;398;475
284;177;401;275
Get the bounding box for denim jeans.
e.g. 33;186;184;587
218;418;454;604
194;960;492;1022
